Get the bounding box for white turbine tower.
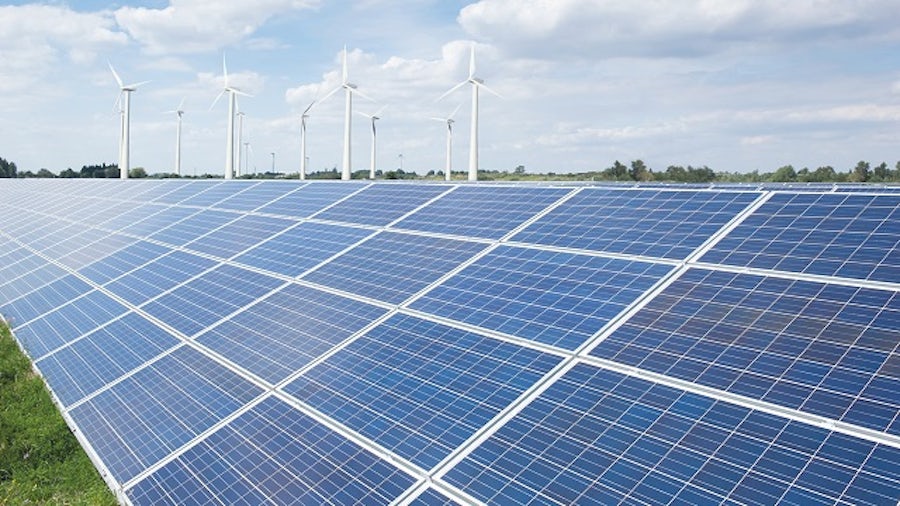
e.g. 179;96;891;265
358;106;385;180
320;46;373;180
439;44;499;181
236;109;245;178
430;103;462;181
298;99;316;180
165;98;186;176
211;54;251;180
109;62;148;179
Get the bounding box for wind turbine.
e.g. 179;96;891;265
438;44;500;181
430;103;462;181
211;54;251;179
109;62;148;179
320;46;374;180
298;99;316;180
358;106;385;180
164;98;186;176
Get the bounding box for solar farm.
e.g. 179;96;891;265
0;178;898;505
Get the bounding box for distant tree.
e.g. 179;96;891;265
664;165;687;182
601;160;629;180
36;168;55;178
59;168;78;178
629;159;652;181
771;165;797;182
872;162;889;181
849;160;869;182
129;167;147;178
105;166;120;178
0;157;17;178
514;165;526;175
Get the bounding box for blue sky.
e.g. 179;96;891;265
2;0;900;176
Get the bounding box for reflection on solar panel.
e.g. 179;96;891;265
444;363;900;505
512;188;759;259
591;268;900;435
0;180;898;505
701;193;900;282
411;245;672;350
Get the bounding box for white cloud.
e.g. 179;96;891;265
114;0;319;55
458;0;900;59
0;4;125;95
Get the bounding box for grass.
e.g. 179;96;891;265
0;321;117;505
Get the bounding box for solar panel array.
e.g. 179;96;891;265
0;179;897;506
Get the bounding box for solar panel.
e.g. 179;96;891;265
591;267;900;435
701;192;900;282
303;231;487;304
410;245;673;350
512;188;760;259
0;180;897;505
282;313;562;469
127;396;417;505
394;186;572;239
443;363;900;505
314;183;450;226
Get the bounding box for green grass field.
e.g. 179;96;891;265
0;321;117;505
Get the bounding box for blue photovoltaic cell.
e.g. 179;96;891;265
176;181;253;208
213;182;302;212
36;313;181;406
701;193;900;283
149;209;238;246
151;181;219;204
315;183;450;226
104;250;218;306
512;188;759;259
14;290;128;358
120;205;200;238
445;363;900;506
56;233;136;271
283;313;562;469
185;214;297;260
0;261;68;303
256;182;364;218
592;268;900;435
78;241;172;285
395;186;571;239
0;274;93;326
234;221;373;277
196;283;387;384
126;396;416;506
304;232;486;304
410;488;461;506
69;346;263;484
96;203;167;232
411;245;673;350
142;264;284;337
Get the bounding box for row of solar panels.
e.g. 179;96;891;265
0;179;898;505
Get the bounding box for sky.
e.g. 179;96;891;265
2;0;900;177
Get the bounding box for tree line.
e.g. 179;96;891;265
2;156;900;183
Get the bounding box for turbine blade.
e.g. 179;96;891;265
319;85;342;104
476;81;502;98
125;80;151;89
222;53;228;86
302;99;317;114
233;88;253;98
450;102;463;119
210;89;225;111
351;87;375;102
356;111;373;119
108;61;123;88
437;80;467;102
113;91;122;112
374;105;387;117
177;97;186;111
342;45;348;84
468;44;476;79
429;117;446;122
